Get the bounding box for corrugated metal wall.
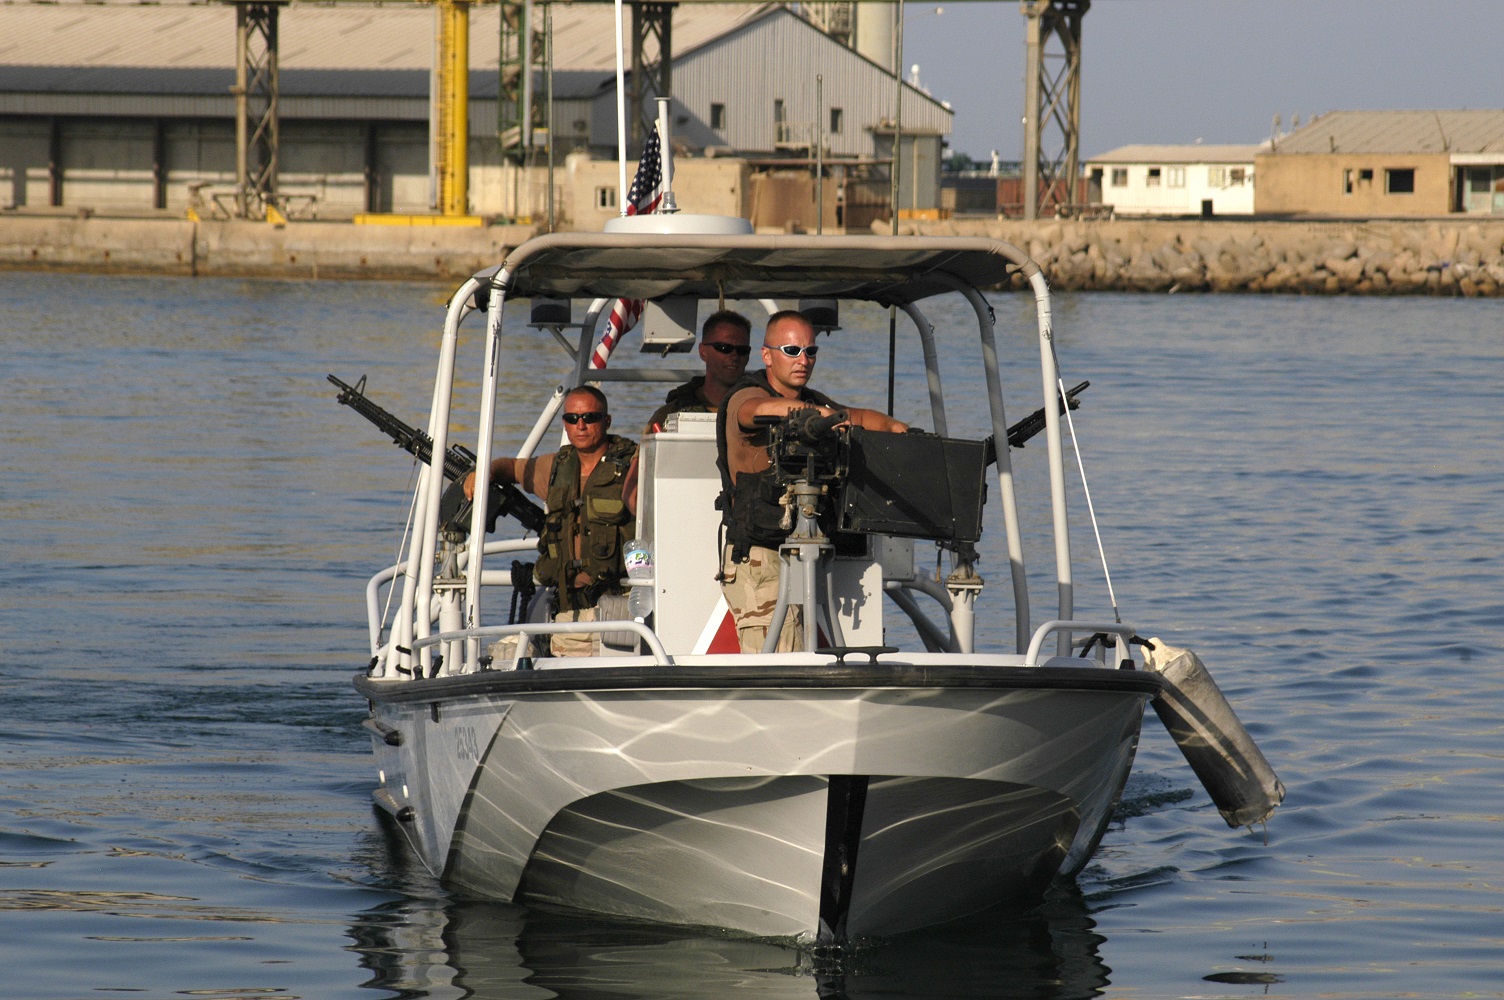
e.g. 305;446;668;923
600;8;951;157
0;6;949;219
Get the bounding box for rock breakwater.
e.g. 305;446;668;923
907;218;1504;296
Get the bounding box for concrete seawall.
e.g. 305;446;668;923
906;217;1504;295
0;216;540;283
4;214;1503;295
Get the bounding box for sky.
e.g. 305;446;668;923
900;0;1504;161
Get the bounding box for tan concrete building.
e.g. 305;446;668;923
1255;110;1504;217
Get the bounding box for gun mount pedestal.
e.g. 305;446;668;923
762;478;845;654
757;409;850;655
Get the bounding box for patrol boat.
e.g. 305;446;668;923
345;217;1283;945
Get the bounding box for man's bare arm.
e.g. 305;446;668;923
463;454;551;499
846;407;909;434
735;392;840;430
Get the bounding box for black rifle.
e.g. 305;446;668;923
327;374;546;534
981;380;1089;467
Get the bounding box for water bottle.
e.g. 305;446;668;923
624;539;654;622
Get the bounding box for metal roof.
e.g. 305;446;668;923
1269;110;1504;156
0;2;773;71
1087;144;1262;165
0;64;437;98
488;232;1033;305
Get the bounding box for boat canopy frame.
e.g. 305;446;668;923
380;232;1083;678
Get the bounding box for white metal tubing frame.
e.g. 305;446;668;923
1029;269;1075;656
937;274;1031;654
365;538;538;657
388;356;456;677
519;385;567;461
1024;620;1136;668
388;275;482;679
429;279;485;676
883;582;954;653
571;298;607;388
410;619;672;667
463;278;511;671
899;302;949;437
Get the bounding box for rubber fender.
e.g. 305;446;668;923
1142;640;1286;829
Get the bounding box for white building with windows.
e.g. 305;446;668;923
1085;144;1260;216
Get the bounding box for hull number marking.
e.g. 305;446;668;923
456;725;482;762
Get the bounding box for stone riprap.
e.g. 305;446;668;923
4;213;1502;294
904;217;1504;296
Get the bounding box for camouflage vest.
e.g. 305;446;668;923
536;435;638;612
662;376;712;415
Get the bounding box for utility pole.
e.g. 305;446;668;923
498;0;547;165
630;3;676;152
233;1;283;220
1021;0;1087;220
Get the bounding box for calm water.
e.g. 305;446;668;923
2;270;1501;999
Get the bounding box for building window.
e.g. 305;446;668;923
710;103;725;131
829;107;844;135
1166;166;1185;188
1386;168;1415;194
596;186;617;210
1208;166;1227;187
1146;167;1162;187
1229;167;1247;186
1110;167;1128;187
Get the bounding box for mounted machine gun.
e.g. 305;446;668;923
327;374;545;535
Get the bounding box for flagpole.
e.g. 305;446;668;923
614;0;628;215
655;98;679;214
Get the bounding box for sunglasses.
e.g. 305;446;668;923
561;411;607;425
771;344;819;359
705;342;753;356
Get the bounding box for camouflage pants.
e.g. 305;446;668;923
487;607;598;663
720;544;802;654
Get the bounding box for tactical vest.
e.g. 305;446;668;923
715;370;836;561
662;376;711;415
536;435;638;612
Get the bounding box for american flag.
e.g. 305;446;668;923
589;127;665;370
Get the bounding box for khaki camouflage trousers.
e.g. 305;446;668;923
487;607;599;664
720;544;802;653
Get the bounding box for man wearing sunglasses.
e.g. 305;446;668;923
464;385;638;637
644;310;753;432
715;310;908;653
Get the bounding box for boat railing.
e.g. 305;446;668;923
365;537;538;657
1024;620;1137;668
410;620;672;668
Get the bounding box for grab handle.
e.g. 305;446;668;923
1024;620;1136;667
411;620;672;669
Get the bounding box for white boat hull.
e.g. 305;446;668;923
359;661;1158;942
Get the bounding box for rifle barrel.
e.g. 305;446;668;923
327;373;473;481
983;380;1090;466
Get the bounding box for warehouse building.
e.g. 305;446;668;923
0;2;951;227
